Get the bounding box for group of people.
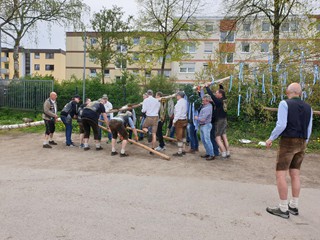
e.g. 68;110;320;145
42;81;313;220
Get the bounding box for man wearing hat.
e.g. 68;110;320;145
60;95;81;147
99;94;113;143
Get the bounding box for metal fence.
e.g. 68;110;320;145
0;79;54;110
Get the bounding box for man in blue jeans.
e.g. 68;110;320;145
60;95;81;147
186;99;199;153
195;94;214;161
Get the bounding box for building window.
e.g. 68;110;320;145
179;63;195;73
90;38;97;45
115;59;127;69
158;70;171;77
241;42;250;53
220;31;235;42
132;70;139;76
104;69;110;77
262;22;271;32
146;38;153;45
145;70;151;78
4;75;9;79
45;53;54;59
281;22;289;32
290;21;298;32
117;44;127;53
132;53;139;61
89;57;96;62
4;63;9;69
34;64;40;71
6;52;9;57
203;63;208;70
45;64;54;71
90;69;97;77
204;42;213;53
220;53;234;64
205;24;213;32
133;37;140;45
34;53;40;59
243;22;251;32
184;43;196;53
115;76;121;81
261;43;269;53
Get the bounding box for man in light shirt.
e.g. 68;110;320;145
42;92;58;148
265;83;313;219
142;90;161;151
99;94;113;143
172;91;188;157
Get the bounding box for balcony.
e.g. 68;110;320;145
0;68;9;74
0;57;9;62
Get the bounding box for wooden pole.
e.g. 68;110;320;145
99;125;170;160
263;107;320;115
126;127;178;142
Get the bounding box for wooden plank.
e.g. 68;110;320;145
99;125;170;160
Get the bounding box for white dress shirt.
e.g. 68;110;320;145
142;96;160;117
104;101;113;118
173;98;187;123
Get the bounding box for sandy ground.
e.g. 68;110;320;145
0;132;319;240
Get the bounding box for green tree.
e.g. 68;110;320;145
136;0;206;78
87;6;133;84
1;0;87;79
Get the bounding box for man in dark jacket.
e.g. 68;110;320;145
60;95;81;147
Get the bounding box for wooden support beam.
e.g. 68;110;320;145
126;127;178;142
99;125;170;160
263;107;320;115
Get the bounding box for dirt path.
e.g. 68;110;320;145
0;132;319;240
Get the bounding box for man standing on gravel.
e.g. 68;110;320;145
266;82;313;219
42;92;58;148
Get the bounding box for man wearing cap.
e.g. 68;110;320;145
172;91;188;156
99;94;113;143
42;92;58;148
142;90;160;151
82;98;109;150
60;95;81;147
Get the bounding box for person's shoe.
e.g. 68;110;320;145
288;205;299;216
226;151;231;158
187;149;196;154
48;140;57;145
201;154;209;158
79;143;84;149
182;151;186;155
147;133;152;143
266;206;289;219
96;146;103;151
206;156;215;161
155;146;166;151
43;144;52;148
173;152;183;157
111;151;118;156
120;153;129;157
84;147;90;151
67;143;76;147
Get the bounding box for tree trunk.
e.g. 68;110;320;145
101;61;105;84
272;0;280;84
13;41;20;79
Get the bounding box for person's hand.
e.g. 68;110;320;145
194;116;198;120
205;82;211;87
135;136;139;142
266;139;272;148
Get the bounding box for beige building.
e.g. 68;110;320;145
172;16;320;83
0;48;66;81
66;32;172;82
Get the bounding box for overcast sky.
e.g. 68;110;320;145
16;0;223;50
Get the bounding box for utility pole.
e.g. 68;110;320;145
82;31;86;102
0;29;3;79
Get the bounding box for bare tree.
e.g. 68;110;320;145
136;0;205;78
223;0;319;66
1;0;87;79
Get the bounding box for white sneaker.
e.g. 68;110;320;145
155;146;166;151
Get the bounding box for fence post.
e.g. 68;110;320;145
34;85;37;118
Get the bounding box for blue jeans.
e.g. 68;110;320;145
210;122;220;156
200;123;213;156
99;115;112;141
170;126;175;138
187;123;198;150
139;117;146;138
61;115;72;145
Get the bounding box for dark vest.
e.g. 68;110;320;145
281;98;311;139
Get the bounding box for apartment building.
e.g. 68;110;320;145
66;32;172;82
173;16;320;83
0;48;66;81
65;16;319;84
